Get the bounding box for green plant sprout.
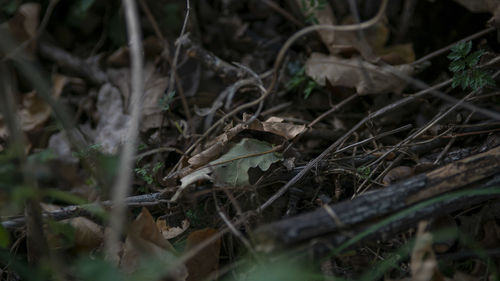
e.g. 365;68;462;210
356;166;371;179
135;162;163;185
300;0;327;25
448;41;495;90
159;90;175;111
287;65;319;99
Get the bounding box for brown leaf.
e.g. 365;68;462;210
295;0;339;54
41;203;104;251
120;208;187;281
410;222;445;281
107;63;168;132
71;217;104;250
188;114;305;168
18;91;52;132
184;228;221;281
305;52;414;95
7;3;40;55
157;218;190;240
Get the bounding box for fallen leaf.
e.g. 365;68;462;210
181;138;282;190
107;63;168;132
6;3;40;56
157;218;190;240
296;0;339;55
410;221;445;281
305;52;414;94
120;208;187;281
184;228;221;281
94;83;130;154
41;203;104;251
188;114;304;168
18;91;52;132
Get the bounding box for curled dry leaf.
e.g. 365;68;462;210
188;113;305;168
184;228;221;281
18;91;52;132
179;138;282;192
156;218;190;240
295;0;415;64
120;208;187;281
305;52;415;95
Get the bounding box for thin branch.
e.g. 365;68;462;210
259;79;451;211
105;0;145;259
412;27;495;65
180;0;389;160
166;0;192;121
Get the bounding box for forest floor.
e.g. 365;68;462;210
1;0;500;280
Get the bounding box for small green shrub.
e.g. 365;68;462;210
448;41;495;90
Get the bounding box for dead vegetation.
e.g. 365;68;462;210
1;0;500;280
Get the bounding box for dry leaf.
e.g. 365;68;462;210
107;63;168;132
120;208;187;281
94;83;130;154
188;113;304;168
295;0;338;54
410;222;445;281
18;91;52;132
6;3;40;56
184;228;221;281
41;203;104;251
107;46;130;67
157;218;190;240
305;52;414;95
71;217;104;250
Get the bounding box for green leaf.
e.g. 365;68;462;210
449;60;466;73
304;80;317;99
465;49;484;67
449;41;471;60
0;224;9;248
181;138;283;187
470;69;495;90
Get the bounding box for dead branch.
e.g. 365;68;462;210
252;145;500;253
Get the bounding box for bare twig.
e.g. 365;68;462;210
261;0;304;27
180;0;389;160
259;79;451;211
105;0;144;260
166;0;192;121
412;27;496;65
38;42;108;85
